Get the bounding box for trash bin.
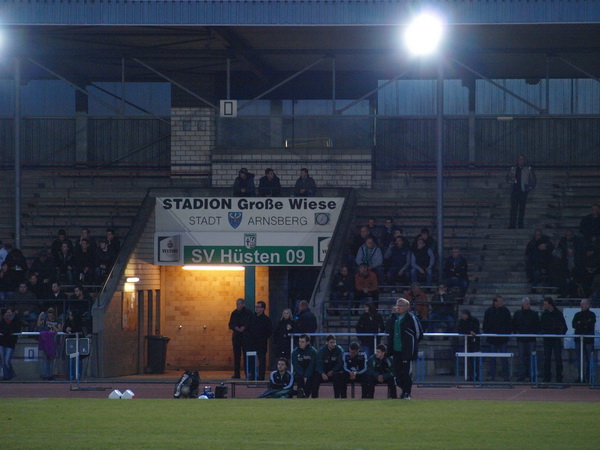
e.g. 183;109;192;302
146;335;170;374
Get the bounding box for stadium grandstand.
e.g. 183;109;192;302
0;0;599;388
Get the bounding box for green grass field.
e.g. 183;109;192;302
2;399;599;449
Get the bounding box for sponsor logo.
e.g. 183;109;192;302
244;233;257;250
228;212;243;229
158;235;181;262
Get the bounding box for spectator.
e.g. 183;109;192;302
355;302;385;357
385;298;423;399
233;167;256;197
482;295;512;381
525;229;554;288
557;230;584;265
30;251;54;286
293;168;316;197
511;297;540;381
27;273;47;300
366;218;383;243
506;154;536;229
350;226;376;264
36;307;63;381
14;282;38;331
273;308;295;362
410;238;435;286
342;342;368;398
228;298;252;379
355;237;384;284
49;281;68;302
428;284;456;333
331;265;354;308
403;282;428;321
294;300;317;334
105;229;121;257
74;238;96;283
245;301;272;380
443;247;469;297
314;334;345;398
258;168;281;197
540;297;567;383
4;248;28;288
355;263;379;307
384;236;412;288
364;344;396;399
572;299;596;383
0;240;8;266
55;242;76;284
574;246;600;297
412;228;435;251
0;263;14;301
579;204;600;245
94;240;115;283
291;334;317;398
51;229;73;262
75;228;96;251
0;308;21;380
71;285;92;335
258;358;296;398
379;218;400;250
456;309;480;381
547;248;575;298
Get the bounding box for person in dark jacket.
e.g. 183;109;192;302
257;168;282;197
355;302;385;357
273;308;295;363
294;300;317;334
525;229;555;287
456;309;480;381
342;342;368;398
293;168;316;197
579;204;600;245
232;167;256;197
331;265;354;308
511;297;540;381
228;298;252;379
291;334;318;398
540;297;568;383
258;358;296;398
482;295;512;381
246;301;273;380
364;344;397;398
385;298;423;399
0;308;21;380
572;298;596;382
443;247;470;297
384;236;412;287
314;334;345;398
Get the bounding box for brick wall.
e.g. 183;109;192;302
170;107;215;177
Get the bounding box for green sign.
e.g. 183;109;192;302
184;246;314;266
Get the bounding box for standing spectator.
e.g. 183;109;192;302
428;284;456;333
291;334;317;398
364;344;397;399
0;308;20;380
354;263;379;307
258;168;281;197
525;229;554;288
36;307;62;381
443;247;469;297
51;230;73;262
572;299;596;383
456;309;480;381
105;229;121;257
385;298;423;399
506;154;536;229
410;238;435;286
293;168;316;197
384;236;412;288
246;301;272;380
228;298;252;379
314;334;345;398
511;297;540;381
355;237;384;284
233;167;256;197
273;308;295;362
331;265;354;308
482;295;512;381
579;204;600;245
341;342;368;398
294;300;317;334
74;238;96;283
540;297;568;383
403;282;428;321
355;302;385;357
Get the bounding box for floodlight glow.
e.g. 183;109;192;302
404;13;445;56
126;277;140;283
182;265;245;271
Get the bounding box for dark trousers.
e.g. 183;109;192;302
246;349;267;380
543;338;563;382
393;352;413;395
517;340;535;379
509;189;529;228
363;376;397;399
232;333;245;377
295;374;315;398
342;373;368;398
313;372;345;398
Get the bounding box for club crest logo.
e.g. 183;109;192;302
228;212;243;229
244;233;257;249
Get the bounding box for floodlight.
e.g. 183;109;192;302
404;13;445;56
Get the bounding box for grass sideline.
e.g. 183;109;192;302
2;398;599;449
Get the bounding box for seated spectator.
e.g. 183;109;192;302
557;230;584;264
106;229;121;256
547;248;576;298
95;240;115;283
443;247;469;297
36;307;63;381
455;309;480;381
350;226;376;267
258;168;281;197
384;236;412;288
331;265;354;307
574;246;600;296
579;204;600;246
355;263;379;307
74;238;96;283
75;228;97;251
410;238;435;286
428;284;456;333
364;344;396;399
0;308;21;380
233;167;256;197
258;358;297;398
355;237;384;284
27;273;48;300
4;248;28;288
55;242;76;284
51;229;73;262
525;229;554;288
314;335;345;398
49;281;68;302
342;342;368;398
366;218;383;243
379;218;400;250
412;227;435;251
403;282;429;320
293;168;316;197
291;334;317;398
13;282;38;331
273;308;294;362
355;302;385;357
30;250;55;286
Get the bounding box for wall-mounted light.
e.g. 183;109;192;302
126;277;140;283
182;265;245;271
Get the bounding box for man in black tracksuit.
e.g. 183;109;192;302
511;297;540;381
246;301;273;380
342;342;368;398
228;298;252;379
385;298;423;399
314;335;345;398
483;295;512;381
364;344;396;399
572;298;596;382
540;298;568;383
